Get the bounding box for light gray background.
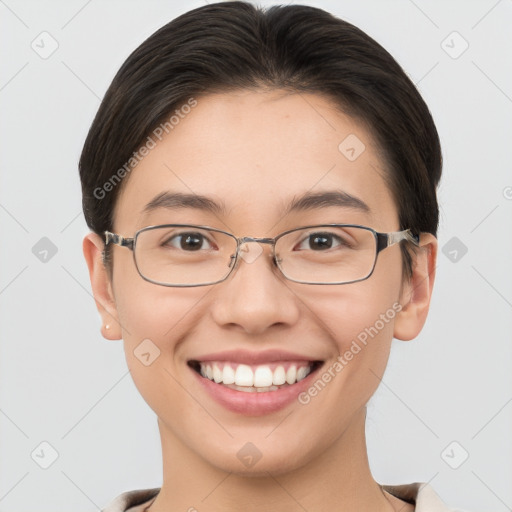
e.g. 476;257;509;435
1;0;511;511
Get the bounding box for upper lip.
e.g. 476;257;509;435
188;349;323;365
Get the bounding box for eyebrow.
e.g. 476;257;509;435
142;189;371;217
284;190;370;216
143;191;226;216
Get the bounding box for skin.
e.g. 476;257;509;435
83;89;437;512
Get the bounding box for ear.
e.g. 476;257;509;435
82;232;122;340
393;233;437;341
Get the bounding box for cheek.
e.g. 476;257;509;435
112;249;204;344
304;266;401;352
307;289;397;385
111;260;208;404
296;257;403;398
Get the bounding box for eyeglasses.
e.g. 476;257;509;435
104;223;419;287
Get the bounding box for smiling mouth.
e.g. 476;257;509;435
188;360;323;393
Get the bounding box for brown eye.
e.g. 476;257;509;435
295;232;351;251
163;232;213;251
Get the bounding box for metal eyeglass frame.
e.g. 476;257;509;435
104;223;420;287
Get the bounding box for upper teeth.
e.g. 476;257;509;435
198;362;313;387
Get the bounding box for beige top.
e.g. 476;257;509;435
100;482;470;511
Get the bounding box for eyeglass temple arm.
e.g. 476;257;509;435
104;231;135;250
376;229;420;252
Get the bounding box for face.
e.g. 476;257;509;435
84;89;436;476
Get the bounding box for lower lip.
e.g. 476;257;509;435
190;363;323;416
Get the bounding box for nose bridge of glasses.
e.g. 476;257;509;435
232;236;277;267
238;236;275;245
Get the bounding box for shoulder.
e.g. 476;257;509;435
382;482;473;512
101;488;160;512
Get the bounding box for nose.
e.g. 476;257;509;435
209;240;300;335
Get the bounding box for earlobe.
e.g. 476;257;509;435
82;232;122;340
393;233;438;341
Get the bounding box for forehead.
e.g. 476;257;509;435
113;89;398;233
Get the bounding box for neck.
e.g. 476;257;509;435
148;408;398;512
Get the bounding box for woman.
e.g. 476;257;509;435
80;2;465;511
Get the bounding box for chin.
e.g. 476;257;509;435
200;443;312;477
